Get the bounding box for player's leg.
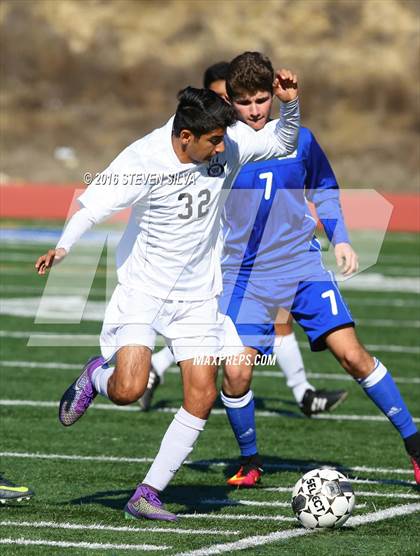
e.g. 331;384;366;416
293;274;419;482
222;347;263;487
125;359;218;521
59;285;157;426
125;295;229;520
138;345;175;411
219;280;271;487
274;310;347;416
274;311;313;402
325;326;420;482
59;345;152;426
107;345;152;403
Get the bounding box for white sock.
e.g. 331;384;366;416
91;365;114;398
273;333;314;404
152;346;175;378
143;407;206;491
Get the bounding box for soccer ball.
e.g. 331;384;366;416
291;468;355;529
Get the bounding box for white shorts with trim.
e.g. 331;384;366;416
100;284;243;363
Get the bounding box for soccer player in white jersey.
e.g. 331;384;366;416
35;70;300;521
140;61;347;418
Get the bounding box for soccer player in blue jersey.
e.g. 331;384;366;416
220;51;420;487
140;62;347;417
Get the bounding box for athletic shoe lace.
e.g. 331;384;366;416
143;488;162;507
78;386;94;408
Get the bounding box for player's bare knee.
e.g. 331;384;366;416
341;346;373;378
223;377;251;397
202;385;218;407
108;377;144;405
109;387;138;405
223;364;252;395
190;384;217;409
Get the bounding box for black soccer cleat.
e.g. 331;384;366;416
0;476;34;504
138;368;161;412
300;388;348;417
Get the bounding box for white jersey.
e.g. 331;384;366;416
64;99;299;301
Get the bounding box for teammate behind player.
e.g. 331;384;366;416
140;61;347;417
221;51;420;487
36;70;300;520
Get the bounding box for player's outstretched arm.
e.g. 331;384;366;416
335;242;359;276
34;206;97;275
35;248;67;275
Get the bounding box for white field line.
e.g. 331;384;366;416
1;329;419;354
0;330;165;348
305;371;419;384
2;360;419;385
173;503;420;556
262;487;420;499
348;343;420;355
0;253;106;264
337;477;416;486
2;329;419;355
0;330;99;341
1;265;419;291
2;399;419;425
345;502;420;526
0;520;238;536
0;285;106;296
0;451;415;477
7;250;418;269
0;268;109;277
345;297;420;308
180;514;295;522
201;499;367;509
357;319;420;328
2;283;419;309
0;538;170;551
255;369;420;385
6;240;417;266
365;267;420;277
310;413;420;424
1;360;82;370
2;295;420;328
202;499;290;508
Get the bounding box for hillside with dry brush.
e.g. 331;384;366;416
0;0;419;189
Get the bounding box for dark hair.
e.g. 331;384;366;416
203;61;230;89
173;86;237;137
226;51;274;99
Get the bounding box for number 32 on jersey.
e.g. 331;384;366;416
178;189;211;220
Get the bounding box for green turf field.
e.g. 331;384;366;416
0;227;419;555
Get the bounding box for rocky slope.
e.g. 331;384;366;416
0;0;419;189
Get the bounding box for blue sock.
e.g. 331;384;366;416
359;359;418;439
221;390;258;457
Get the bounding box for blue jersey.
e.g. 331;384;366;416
221;127;349;282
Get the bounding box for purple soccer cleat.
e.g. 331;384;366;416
59;355;105;426
124;484;177;521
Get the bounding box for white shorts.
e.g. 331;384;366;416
100;284;243;363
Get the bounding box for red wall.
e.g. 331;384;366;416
1;183;419;232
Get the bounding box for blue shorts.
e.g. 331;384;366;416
219;270;354;354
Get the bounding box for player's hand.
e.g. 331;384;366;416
273;69;298;103
35;248;67;275
335;243;358;276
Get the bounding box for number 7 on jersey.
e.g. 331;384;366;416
259;172;273;200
